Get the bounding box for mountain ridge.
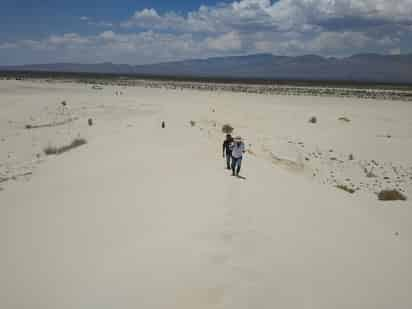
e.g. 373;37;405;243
1;53;412;83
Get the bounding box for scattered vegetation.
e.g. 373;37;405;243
44;138;87;155
378;190;407;201
338;116;351;122
308;116;317;124
365;168;377;178
190;120;196;127
348;153;354;160
336;184;355;194
25;117;78;130
222;124;234;134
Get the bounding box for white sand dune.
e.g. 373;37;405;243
1;79;411;308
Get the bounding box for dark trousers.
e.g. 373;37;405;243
226;152;232;169
231;157;242;175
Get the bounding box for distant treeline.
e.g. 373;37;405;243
1;70;412;90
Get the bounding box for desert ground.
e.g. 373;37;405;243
1;78;412;309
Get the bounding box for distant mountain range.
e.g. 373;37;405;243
1;53;412;83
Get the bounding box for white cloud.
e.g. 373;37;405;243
88;21;113;27
0;42;17;49
123;0;412;33
48;33;90;45
81;16;113;27
206;32;242;51
99;30;116;40
1;0;410;64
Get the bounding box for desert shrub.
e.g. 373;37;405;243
222;124;234;134
366;171;377;178
365;168;377;178
338;116;350;122
336;184;355;194
308;116;317;124
44;138;87;155
378;190;407;201
190;120;196;127
348;153;354;160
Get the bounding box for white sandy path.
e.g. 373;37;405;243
1;107;412;309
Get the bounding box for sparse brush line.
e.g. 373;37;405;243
336;184;356;194
0;171;33;184
25;117;78;129
268;151;304;172
44;138;87;155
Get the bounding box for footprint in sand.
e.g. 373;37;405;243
177;286;225;307
221;231;234;244
210;254;229;265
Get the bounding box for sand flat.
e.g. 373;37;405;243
1;79;412;309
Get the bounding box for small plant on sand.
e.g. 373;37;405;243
365;168;377;178
348;153;354;160
44;138;87;155
222;124;234;134
336;184;355;194
308;116;317;124
338;116;350;122
190;120;196;127
378;190;407;201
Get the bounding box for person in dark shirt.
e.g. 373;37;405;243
222;134;234;169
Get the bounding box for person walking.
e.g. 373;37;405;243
231;136;245;176
222;134;234;169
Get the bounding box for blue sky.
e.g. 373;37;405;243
0;0;411;65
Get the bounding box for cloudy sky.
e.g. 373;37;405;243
1;0;411;65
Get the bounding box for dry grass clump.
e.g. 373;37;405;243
338;116;351;122
366;171;377;178
308;116;317;124
336;184;355;194
44;138;87;155
365;168;377;178
378;190;407;201
222;124;234;134
25;117;78;130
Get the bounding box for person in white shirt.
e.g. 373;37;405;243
230;136;245;176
